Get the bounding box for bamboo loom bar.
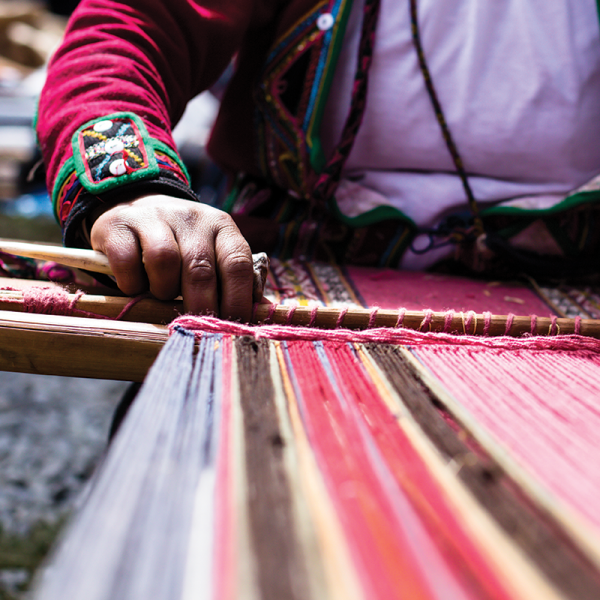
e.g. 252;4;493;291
1;287;600;337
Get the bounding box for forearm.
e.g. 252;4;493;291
37;0;256;243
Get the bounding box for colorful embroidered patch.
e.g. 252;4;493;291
254;0;353;197
71;112;160;194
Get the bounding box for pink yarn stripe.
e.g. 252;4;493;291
214;335;234;600
415;344;600;530
285;341;435;599
170;315;600;352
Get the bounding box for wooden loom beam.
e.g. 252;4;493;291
0;310;167;382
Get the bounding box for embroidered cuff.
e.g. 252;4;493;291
53;112;192;227
71;112;187;195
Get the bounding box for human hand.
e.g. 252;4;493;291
89;195;255;320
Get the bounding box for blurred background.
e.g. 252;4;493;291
0;2;223;597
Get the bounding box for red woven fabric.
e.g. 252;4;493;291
37;0;312;198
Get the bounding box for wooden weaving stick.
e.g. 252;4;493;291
0;239;270;302
252;305;597;337
0;239;113;274
1;287;600;337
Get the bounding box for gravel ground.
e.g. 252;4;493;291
0;371;130;598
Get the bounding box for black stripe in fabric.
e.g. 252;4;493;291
235;337;310;600
367;344;600;600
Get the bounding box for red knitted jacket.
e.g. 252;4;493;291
37;0;330;244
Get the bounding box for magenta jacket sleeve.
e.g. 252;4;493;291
36;0;274;247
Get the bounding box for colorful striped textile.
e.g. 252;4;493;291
263;259;553;315
33;260;600;600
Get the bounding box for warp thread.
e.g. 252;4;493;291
419;309;434;332
530;315;537;336
464;311;476;335
483;312;492;336
286;303;298;326
336;306;349;328
443;310;454;333
368;307;380;329
396;308;406;328
549;315;559;336
505;313;515;335
170;315;600;352
309;304;319;327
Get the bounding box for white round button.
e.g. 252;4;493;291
105;139;125;154
317;13;334;31
411;234;432;253
109;159;127;176
93;120;113;133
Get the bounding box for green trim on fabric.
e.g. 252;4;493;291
481;189;600;218
150;139;191;185
223;185;238;213
328;194;416;228
306;0;354;172
52;157;76;223
493;219;534;241
71;112;160;195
